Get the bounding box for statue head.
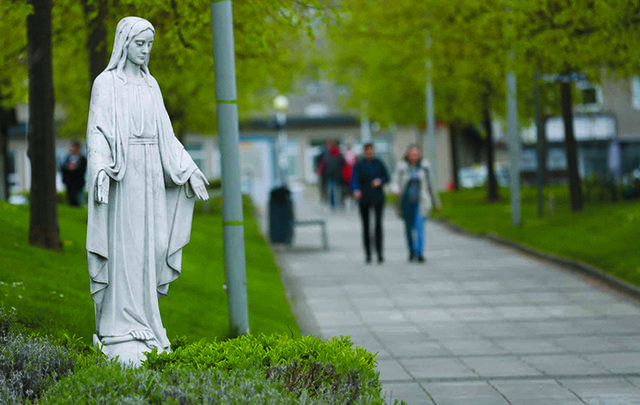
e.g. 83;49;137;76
107;17;155;80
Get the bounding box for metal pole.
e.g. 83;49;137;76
425;34;437;185
211;1;249;336
426;65;437;186
276;112;287;186
360;101;371;144
534;70;544;218
506;66;521;226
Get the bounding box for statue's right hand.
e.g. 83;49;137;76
95;170;110;204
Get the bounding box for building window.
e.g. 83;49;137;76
632;76;640;110
581;88;598;104
575;81;602;113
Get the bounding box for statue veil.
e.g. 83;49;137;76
106;17;155;81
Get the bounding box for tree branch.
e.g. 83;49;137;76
170;0;193;49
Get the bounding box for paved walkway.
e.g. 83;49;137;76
276;200;640;405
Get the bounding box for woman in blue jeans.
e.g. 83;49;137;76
392;144;441;263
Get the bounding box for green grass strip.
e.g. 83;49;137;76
223;220;243;226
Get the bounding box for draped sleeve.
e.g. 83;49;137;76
151;76;198;188
86;72;122;299
150;76;198;294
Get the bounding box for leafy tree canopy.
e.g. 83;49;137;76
1;0;325;137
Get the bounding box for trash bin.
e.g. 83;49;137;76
269;186;294;244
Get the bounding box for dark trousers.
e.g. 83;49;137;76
66;185;83;207
359;202;384;260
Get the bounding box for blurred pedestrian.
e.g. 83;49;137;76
342;143;357;208
352;143;390;264
324;139;345;209
61;140;87;207
314;146;328;203
391;144;441;263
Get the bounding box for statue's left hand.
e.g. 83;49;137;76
189;170;210;200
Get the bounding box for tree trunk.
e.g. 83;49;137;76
449;123;460;190
560;81;583;212
540;113;548;184
82;0;109;84
482;100;499;201
0;104;11;201
27;0;61;250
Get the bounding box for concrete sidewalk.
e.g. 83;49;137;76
276;200;640;405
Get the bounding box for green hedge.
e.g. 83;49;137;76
0;307;389;404
43;364;305;405
144;334;383;404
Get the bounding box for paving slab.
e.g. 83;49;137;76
276;200;640;404
460;355;543;378
490;380;585;404
382;382;434;404
521;354;610;376
422;381;509;405
399;357;478;381
560;378;640;405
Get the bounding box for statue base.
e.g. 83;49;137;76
93;334;163;367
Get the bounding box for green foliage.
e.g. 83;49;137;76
325;0;640;127
145;334;376;375
43;360;378;405
0;307;80;404
0;309;383;404
144;333;382;404
0;298;384;404
0;0;31;107
433;186;640;286
1;0;328;137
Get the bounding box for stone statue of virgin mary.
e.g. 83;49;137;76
86;16;209;366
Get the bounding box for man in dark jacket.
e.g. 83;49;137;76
61;140;87;207
351;143;390;263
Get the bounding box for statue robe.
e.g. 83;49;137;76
86;70;197;355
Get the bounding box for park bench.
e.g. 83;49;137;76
292;217;329;250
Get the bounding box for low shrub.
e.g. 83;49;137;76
0;312;78;403
0;306;386;404
144;334;383;404
43;362;319;404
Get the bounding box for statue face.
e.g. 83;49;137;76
126;29;154;67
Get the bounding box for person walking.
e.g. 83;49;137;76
351;143;390;264
324;139;345;209
61;140;87;207
391;144;441;263
342;143;357;209
314;146;328;203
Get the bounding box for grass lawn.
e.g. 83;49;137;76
0;198;299;345
432;185;640;286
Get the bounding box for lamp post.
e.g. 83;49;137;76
425;33;438;188
274;95;289;186
211;1;249;336
360;100;371;144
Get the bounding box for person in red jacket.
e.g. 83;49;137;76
324;139;345;209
